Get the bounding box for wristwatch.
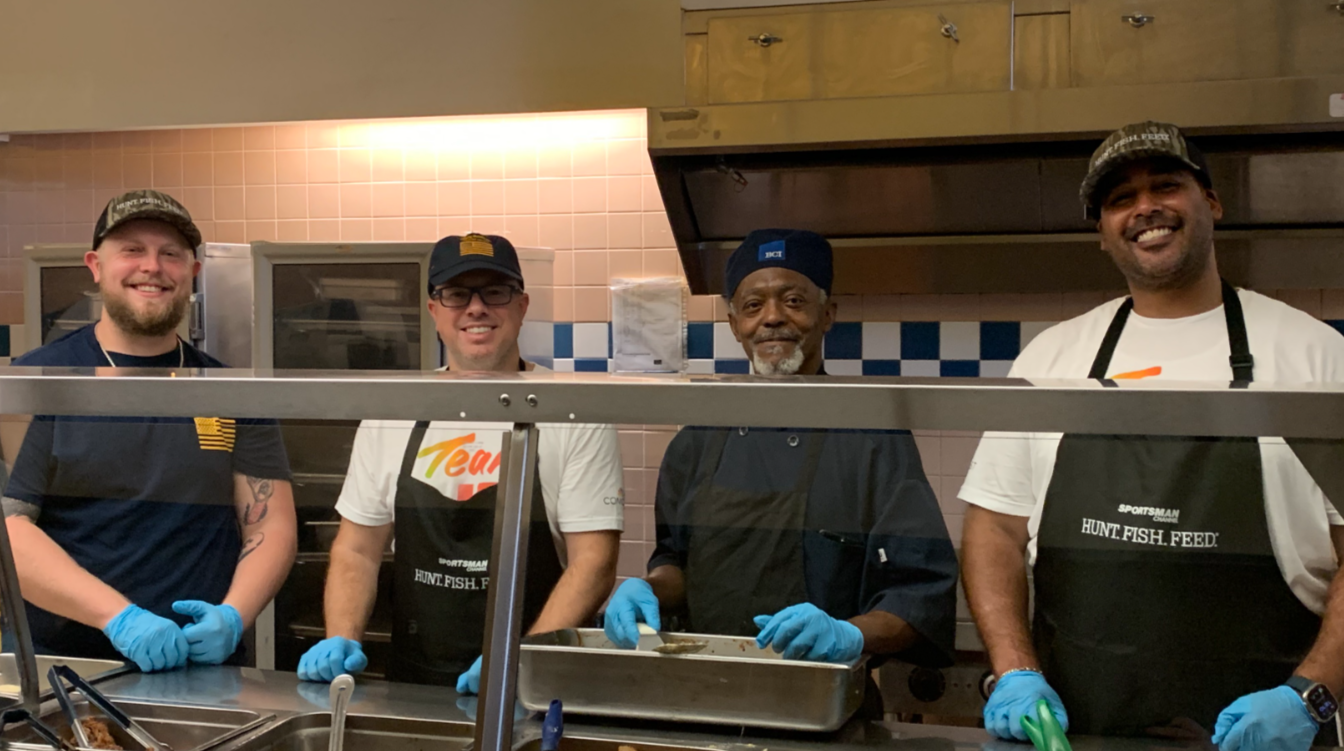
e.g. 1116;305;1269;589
1286;675;1340;724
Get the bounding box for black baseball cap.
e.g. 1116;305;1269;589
427;233;525;292
1080;121;1212;220
93;189;203;250
723;228;833;300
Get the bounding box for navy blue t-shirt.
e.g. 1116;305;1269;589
5;324;291;660
651;426;959;668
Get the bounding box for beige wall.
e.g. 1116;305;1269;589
0;0;683;133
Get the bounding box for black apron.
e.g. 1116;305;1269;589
684;429;826;636
1033;281;1323;736
387;421;564;686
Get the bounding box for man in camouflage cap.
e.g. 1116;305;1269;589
4;189;296;673
962;122;1344;749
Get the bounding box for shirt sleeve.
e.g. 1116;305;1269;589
231;418;293;481
957;431;1039;517
334;422;397;527
649;428;702;572
859;431;959;667
4;417;56;507
553;424;624;534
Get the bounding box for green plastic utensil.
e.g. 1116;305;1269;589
1021;698;1072;751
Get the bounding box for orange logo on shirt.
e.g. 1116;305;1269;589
417;433;501;501
1109;366;1163;380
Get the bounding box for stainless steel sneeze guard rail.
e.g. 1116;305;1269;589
1;368;1344;437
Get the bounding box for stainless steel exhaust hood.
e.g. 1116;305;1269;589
650;75;1344;296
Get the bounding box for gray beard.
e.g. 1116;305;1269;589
752;347;805;376
103;289;189;338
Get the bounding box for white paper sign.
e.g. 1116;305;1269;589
1332;94;1344;118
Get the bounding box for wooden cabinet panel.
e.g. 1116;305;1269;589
708;13;819;104
819;3;1011;98
707;3;1011;104
1015;13;1071;90
1072;0;1344;87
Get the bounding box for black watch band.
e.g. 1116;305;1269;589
1286;676;1340;724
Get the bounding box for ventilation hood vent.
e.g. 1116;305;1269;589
649;77;1344;296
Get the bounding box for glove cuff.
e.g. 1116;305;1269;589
102;604;142;636
220;605;245;647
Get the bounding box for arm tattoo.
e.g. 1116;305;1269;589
239;533;265;562
243;476;274;526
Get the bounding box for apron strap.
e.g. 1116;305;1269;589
398;421;432;478
1221;280;1254;386
1088;280;1254;384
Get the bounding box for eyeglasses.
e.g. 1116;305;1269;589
430;284;523;308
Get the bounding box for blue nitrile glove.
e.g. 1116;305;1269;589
751;603;864;662
296;637;368;682
172;601;244;665
456;655;483;695
102;604;189;673
1213;686;1318;751
983;670;1069;742
603;578;662;649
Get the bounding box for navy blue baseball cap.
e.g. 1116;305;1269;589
723;229;833;300
428;233;525;292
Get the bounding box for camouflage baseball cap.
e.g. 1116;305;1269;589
1079;121;1211;219
93;189;202;251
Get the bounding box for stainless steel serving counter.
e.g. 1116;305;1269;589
19;667;1337;751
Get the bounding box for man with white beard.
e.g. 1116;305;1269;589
3;190;295;672
603;229;958;708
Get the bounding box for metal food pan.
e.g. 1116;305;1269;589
518;629;868;732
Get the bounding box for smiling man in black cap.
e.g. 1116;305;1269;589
3;189;295;673
298;233;624;695
604;229;958;703
961;122;1344;750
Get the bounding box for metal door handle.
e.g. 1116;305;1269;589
1331;2;1344;15
1122;13;1154;28
938;14;960;43
747;33;782;47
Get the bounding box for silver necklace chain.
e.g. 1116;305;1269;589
99;337;185;368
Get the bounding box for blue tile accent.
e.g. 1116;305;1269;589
715;359;750;374
980;321;1021;361
574;358;608;372
553;323;573;359
941;360;980;377
687;322;714;360
862;359;901;376
824;322;863;360
0;325;9;358
901;322;940;361
1328;320;1344;338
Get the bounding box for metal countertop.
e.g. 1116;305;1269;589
58;667;1341;751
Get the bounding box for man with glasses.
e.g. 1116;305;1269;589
296;234;624;692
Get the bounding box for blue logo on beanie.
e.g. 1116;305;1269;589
758;240;786;261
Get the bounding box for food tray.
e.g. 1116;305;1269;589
518;629;868;732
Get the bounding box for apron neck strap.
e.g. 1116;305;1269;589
399;421;433;478
1088;279;1253;384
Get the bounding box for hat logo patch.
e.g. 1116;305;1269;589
758;240;786;261
460;233;494;257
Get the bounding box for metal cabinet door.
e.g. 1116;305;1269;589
1072;0;1344;87
707;12;818;104
817;3;1011;99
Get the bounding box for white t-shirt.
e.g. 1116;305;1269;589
959;289;1344;614
335;369;624;566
